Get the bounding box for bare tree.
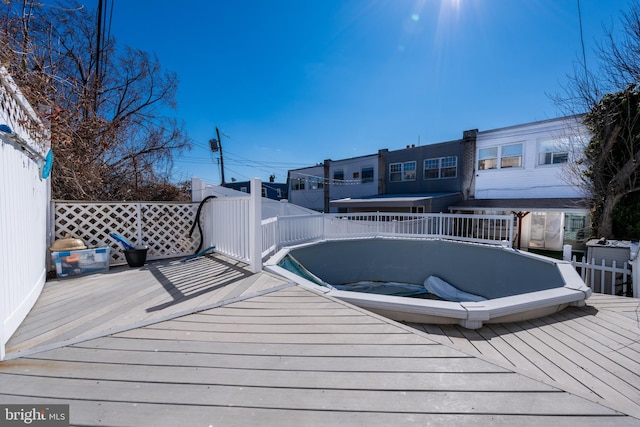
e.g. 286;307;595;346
555;0;640;238
583;85;640;237
0;0;190;201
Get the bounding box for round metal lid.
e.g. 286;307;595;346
49;233;87;251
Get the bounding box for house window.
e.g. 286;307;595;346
441;156;457;177
478;147;498;170
333;170;344;185
308;176;324;190
424;159;439;179
538;139;569;165
478;144;523;170
389;161;416;182
261;188;267;197
501;143;523;168
276;189;282;198
390;163;402;182
424;156;457;179
291;177;305;190
361;166;374;183
240;187;248;193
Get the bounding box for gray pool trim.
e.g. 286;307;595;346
264;237;592;329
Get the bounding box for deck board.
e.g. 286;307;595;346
1;264;639;425
0;395;634;427
4;254;291;356
405;293;640;419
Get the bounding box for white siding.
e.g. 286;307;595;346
329;154;378;208
288;154;380;213
475;117;589;199
288;165;325;212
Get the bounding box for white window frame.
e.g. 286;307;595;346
478;143;523;170
500;143;523;168
424;156;457;179
478;147;498;170
389;161;416;182
538;138;569;166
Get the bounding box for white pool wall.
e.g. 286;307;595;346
264;237;592;329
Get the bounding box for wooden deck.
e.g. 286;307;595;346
5;253;291;357
0;256;639;426
406;293;640;419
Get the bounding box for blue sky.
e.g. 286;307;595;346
87;0;631;185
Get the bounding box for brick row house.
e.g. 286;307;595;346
287;114;591;251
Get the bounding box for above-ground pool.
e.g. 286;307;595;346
265;237;592;329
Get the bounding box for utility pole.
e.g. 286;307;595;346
209;126;226;185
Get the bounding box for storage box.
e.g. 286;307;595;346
51;247;111;278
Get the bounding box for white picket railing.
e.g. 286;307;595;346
261;212;514;258
569;255;631;296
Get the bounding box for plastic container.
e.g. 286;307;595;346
51;247;111;278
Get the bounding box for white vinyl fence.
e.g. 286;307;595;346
192;178;262;272
0;66;50;360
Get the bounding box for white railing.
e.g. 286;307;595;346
324;212;513;243
208;197;251;262
0;66;49;360
261;212;514;258
193;178;262;272
261;217;279;258
568;255;631;296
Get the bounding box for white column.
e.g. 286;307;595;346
249;178;263;273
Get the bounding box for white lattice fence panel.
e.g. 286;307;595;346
140;203;200;260
54;202;200;265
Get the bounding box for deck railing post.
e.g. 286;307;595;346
274;217;280;253
249;178;263;273
191;177;204;202
630;254;640;299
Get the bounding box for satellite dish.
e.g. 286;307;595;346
209;138;219;152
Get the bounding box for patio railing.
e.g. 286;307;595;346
261;212;514;258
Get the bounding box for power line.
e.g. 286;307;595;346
577;0;588;78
